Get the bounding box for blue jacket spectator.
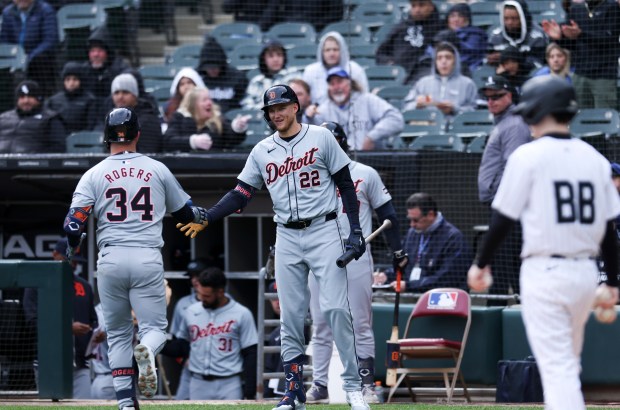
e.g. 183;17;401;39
445;3;488;72
532;42;573;84
0;0;58;95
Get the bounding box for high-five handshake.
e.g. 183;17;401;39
176;206;210;239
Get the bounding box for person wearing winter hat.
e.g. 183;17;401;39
164;67;206;122
45;61;98;134
0;79;66;153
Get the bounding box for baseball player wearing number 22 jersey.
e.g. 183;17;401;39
62;108;210;410
468;76;620;410
177;85;370;410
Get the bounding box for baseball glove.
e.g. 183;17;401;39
176;221;209;238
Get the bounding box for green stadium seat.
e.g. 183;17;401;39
66;131;105;153
265;22;317;49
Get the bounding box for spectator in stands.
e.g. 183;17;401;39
241;41;299;110
197;36;248;114
487;0;548;70
0;0;58;96
376;0;443;85
403;41;477;118
163;87;246;152
541;0;620;109
164;67;205;123
80;26;130;111
0;80;66;153
532;42;573;84
45;61;98;134
312;67;404;151
376;192;472;292
303;31;369;105
23;237;97;399
444;3;488;73
288;78;316;123
477;74;530;298
167;259;207;400
95;73;162;153
495;45;530;99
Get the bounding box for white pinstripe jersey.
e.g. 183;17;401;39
493;136;620;258
176;298;258;376
70;153;190;249
238;124;350;224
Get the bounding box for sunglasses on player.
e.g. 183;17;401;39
486;92;508;101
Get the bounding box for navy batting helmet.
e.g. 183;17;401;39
104;108;140;147
512;76;578;125
261;84;300;124
321;121;348;152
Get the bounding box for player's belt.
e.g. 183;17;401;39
191;372;241;381
550;254;597;260
283;212;337;229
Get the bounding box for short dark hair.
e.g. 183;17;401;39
198;267;227;289
406;192;438;215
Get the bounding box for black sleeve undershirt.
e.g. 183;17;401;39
333;165;361;229
205;180;255;223
375;201;402;252
601;220;619;287
476;210;516;268
171;203;195;224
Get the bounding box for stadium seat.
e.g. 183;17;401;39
351;2;401;29
150;86;171;113
66;131;105;153
469;1;501;28
0;44;27;72
139;65;179;93
211;23;262;54
386;288;472;403
266;22;317;49
228;43;262;71
320;21;372;46
56;3;106;42
167;44;202;68
365;64;407;91
527;0;565;21
447;110;494;144
399;109;446;145
373;23;396;44
465;134;488;154
224;108;272;149
287;44;319;70
570;109;620;157
408;133;465;151
471;65;497;90
375;85;409;110
349;43;378;68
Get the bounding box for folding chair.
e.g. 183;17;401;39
266;22;317;49
399;109;446;145
66;131;105;153
387;288;472;403
211;23;262;54
56;3;106;42
351;2;400;29
408;133;465;152
320;21;372;46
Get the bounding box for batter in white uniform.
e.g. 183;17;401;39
63;108;209;410
468;76;620;410
177;85;370;410
307;122;407;404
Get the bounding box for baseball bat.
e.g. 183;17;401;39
336;219;392;268
385;264;402;386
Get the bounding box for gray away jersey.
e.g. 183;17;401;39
238;124;350;224
70;152;190;249
337;160;392;238
176;298;258;376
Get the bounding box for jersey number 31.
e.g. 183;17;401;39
554;181;594;224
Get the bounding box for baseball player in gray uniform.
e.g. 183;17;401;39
177;85;370;410
63;108;209;410
307;122;407;404
468;76;620;410
165;267;258;399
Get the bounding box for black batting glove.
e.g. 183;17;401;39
393;249;409;272
346;228;365;260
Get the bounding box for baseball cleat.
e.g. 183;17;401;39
305;383;329;404
362;384;380;404
346;390;370;410
134;344;157;398
272;393;306;410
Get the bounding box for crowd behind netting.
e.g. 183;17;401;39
0;0;617;154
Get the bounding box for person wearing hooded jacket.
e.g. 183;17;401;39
487;0;548;70
445;3;488;73
302;31;368;105
376;0;443;85
164;67;205;123
0;80;66;153
197;36;248;115
45;61;98;134
241;41;299;110
403;41;477;118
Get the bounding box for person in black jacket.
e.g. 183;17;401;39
45;61;98;134
163;87;246;152
376;0;443;85
197;36;248;115
0;80;66;153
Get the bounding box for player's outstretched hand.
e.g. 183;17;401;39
346;228;365;260
176;221;209;239
467;264;493;292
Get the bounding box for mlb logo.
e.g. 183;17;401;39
427;291;458;309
